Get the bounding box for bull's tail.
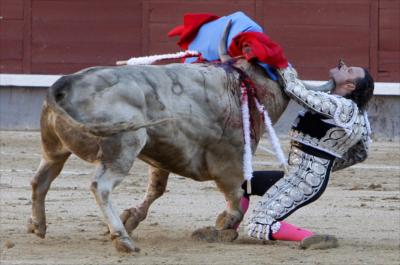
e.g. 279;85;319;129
82;118;174;136
47;75;174;136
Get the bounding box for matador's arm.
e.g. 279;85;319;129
332;139;369;171
277;67;359;128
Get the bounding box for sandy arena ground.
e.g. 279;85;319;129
0;131;399;265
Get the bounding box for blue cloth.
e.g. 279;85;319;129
185;11;278;80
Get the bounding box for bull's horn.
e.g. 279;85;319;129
302;79;335;92
219;19;233;63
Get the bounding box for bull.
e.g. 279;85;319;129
27;23;333;252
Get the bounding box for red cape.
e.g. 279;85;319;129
229;32;288;68
168;13;219;50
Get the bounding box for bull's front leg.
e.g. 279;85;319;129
192;176;244;242
120;166;169;234
215;177;244;230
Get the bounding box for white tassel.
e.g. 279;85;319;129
363;111;373;145
254;98;288;173
241;85;253;194
364;111;372;135
120;50;200;65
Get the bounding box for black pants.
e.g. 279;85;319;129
243;142;335;199
242;170;284;198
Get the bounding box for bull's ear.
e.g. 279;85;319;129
219;19;233;63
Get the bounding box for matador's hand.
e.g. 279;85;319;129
277;66;299;88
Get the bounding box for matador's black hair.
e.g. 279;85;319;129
346;68;374;111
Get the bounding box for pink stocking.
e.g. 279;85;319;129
271;221;314;241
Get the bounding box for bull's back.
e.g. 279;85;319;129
41;62;280;180
51;64;232;126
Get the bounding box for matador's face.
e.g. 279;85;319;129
329;60;365;96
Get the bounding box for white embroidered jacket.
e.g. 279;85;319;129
278;68;371;171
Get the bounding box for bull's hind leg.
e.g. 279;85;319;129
91;165;139;253
120;166;169;234
28;154;70;238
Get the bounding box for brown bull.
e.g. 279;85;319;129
27;28;333;252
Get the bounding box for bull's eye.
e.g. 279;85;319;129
55;91;66;102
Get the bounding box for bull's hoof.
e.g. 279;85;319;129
215;210;242;230
191;226;238;243
120;208;145;234
215;211;228;229
27;218;46;238
112;234;140;253
217;228;239;242
300;234;339;250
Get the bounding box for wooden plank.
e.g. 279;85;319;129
378;71;400;82
370;0;379;82
30;0;143;73
32;42;142;64
0;1;24;73
149;41;183;55
31;41;142;63
263;0;370;27
0;39;23;59
149;0;257;23
0;20;24;40
9;0;392;83
31;21;142;43
0;20;23;66
23;0;32;73
379;8;400;29
31;62;101;74
379;0;400;9
379;63;400;74
266;25;370;48
148;25;373;55
378;0;399;82
32;0;142;23
0;0;24;20
142;0;149;55
261;0;373;81
379;51;400;64
0;60;23;73
255;0;264;26
285;46;369;69
292;66;330;81
150;23;183;43
379;29;400;51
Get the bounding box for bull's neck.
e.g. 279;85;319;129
232;64;290;124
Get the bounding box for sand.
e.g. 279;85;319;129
1;131;399;265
